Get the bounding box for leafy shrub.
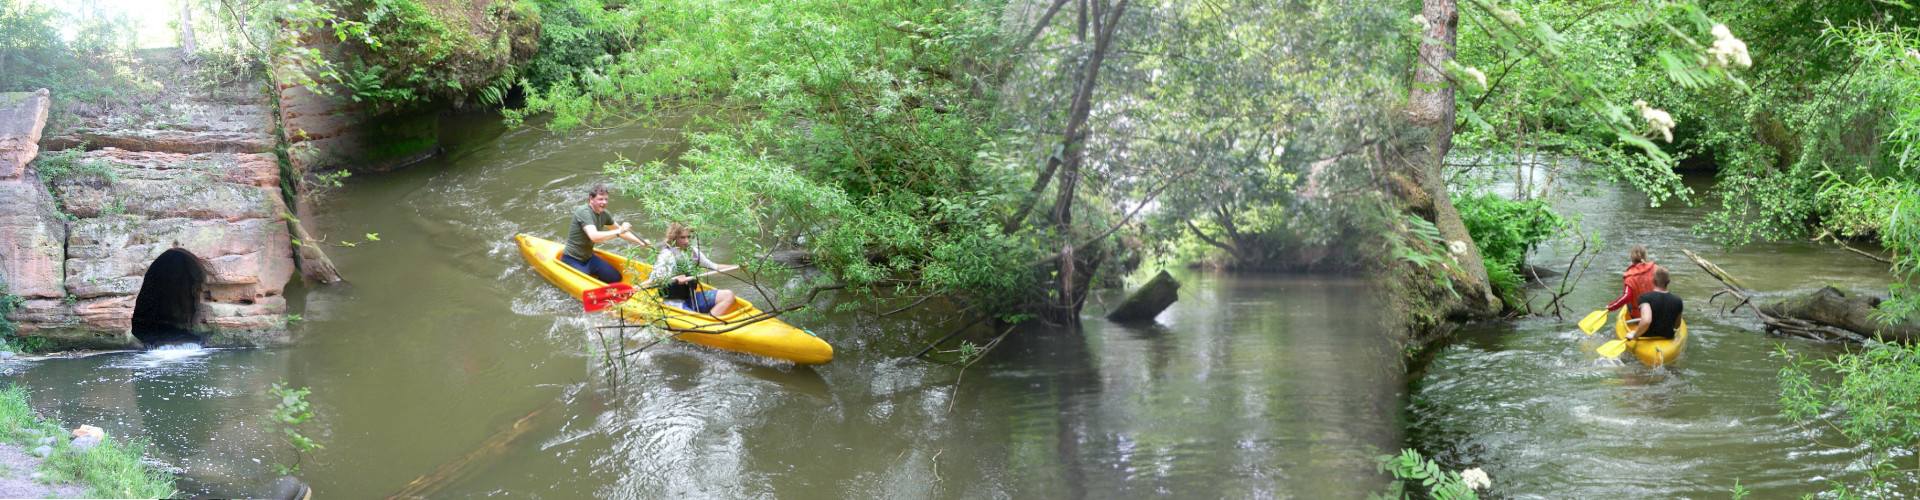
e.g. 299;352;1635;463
1778;344;1920;496
1453;191;1566;298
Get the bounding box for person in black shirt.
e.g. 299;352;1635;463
1627;268;1683;340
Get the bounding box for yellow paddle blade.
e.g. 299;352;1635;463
1597;339;1629;358
1578;309;1608;334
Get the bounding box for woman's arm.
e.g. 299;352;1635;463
1605;284;1632;311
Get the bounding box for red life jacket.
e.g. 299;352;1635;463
1609;262;1660;320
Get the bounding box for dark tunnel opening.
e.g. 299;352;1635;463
130;248;207;347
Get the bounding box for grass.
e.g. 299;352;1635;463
0;386;178;498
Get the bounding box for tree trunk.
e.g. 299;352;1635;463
1047;0;1128;229
1106;270;1179;322
1761;287;1920;344
179;1;197;56
1402;0;1498;311
1003;0;1128;233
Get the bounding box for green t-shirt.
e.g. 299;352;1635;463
564;206;616;262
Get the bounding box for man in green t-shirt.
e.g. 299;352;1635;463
563;183;650;283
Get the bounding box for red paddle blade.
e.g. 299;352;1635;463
582;283;636;312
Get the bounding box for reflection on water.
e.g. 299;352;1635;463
1;112;1403;498
1411;172;1886;498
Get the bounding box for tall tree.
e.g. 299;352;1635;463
1395;0;1501;314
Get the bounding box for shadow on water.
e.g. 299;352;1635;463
986;323;1100;500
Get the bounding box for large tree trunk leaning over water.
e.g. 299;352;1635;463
1406;0;1496;310
1385;0;1499;344
1760;287;1920;344
1106;270;1179;322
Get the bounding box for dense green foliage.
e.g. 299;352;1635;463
1453;191;1565;301
535;0;1410;316
0;0;140;94
1779;344;1920;497
1450;0;1753;208
0;281;17;340
0;386;178;498
1103;0;1405;271
553;0;1035;316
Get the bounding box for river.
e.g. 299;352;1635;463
1410;169;1893;498
1;113;1402;498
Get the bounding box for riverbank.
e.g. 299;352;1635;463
0;384;177;498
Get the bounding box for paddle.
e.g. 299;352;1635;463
1597;318;1641;358
1577;309;1608;334
1597;338;1630;358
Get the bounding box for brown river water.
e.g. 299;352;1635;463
2;113;1403;498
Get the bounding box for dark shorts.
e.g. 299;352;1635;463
689;290;720;315
561;254;622;284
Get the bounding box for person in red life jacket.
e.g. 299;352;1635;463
1606;245;1661;320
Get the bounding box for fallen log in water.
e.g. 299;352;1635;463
1760;286;1920;344
1106;270;1180;322
1684;250;1905;345
385;403;562;500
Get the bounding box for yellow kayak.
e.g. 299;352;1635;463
1613;308;1686;367
515;234;832;365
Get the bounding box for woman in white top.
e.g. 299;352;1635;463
644;223;737;316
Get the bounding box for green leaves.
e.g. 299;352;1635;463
1454;191;1566;305
264;382;322;475
1371;447;1485;500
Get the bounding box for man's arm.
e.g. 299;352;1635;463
1628;302;1654;340
617;228;650;247
584;222;637;244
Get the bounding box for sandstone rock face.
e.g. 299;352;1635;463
38;77;276;157
5;55;300;349
0;90;50;180
0;173;64;300
0;91;64;301
274;38;440;175
27;148;298;346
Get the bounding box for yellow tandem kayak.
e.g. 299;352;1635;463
515;234;833;365
1613;308;1687;367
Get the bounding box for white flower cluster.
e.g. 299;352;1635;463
1460;467;1492;491
1492;7;1524;27
1706;24;1752;68
1634;99;1676;142
1462;66;1487;90
1411;14;1431;32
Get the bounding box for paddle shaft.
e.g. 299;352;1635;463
636;266;740;290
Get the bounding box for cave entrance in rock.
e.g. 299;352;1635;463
130;248;206;347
